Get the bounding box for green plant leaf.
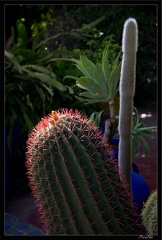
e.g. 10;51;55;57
107;61;121;99
136;127;153;136
132;107;140;128
35;85;46;102
39;83;54;96
79;91;103;99
102;46;111;81
21;110;34;133
5;50;22;73
112;50;121;69
65;86;74;94
5;83;16;93
23;64;56;78
34;73;66;91
26;94;34;111
77;15;105;32
63;75;79;81
80;56;95;80
76;76;106;97
131;135;141;158
139;136;150;158
16;19;28;48
36;53;55;63
73;59;93;80
75;95;88;102
21;68;67;91
75;95;106;105
94;63;107;92
90;111;104;127
89;112;95;123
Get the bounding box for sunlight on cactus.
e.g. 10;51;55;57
26;109;142;235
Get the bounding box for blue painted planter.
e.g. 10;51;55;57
99;122;151;213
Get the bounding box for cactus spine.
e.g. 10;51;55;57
141;189;158;235
118;18;138;188
26;109;142;235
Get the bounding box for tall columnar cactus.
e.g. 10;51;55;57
141;189;158;235
118;18;138;188
26;109;142;235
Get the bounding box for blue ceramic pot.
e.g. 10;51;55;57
99;122;151;213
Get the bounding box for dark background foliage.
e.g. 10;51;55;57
5;4;157;103
5;4;157;195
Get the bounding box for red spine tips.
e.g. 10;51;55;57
41;118;48;129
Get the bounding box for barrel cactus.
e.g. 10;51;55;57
141;189;158;235
26;108;142;235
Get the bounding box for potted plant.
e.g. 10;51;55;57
89;109;156;214
24;18;155;235
64;18;156;213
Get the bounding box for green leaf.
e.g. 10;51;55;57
16;19;28;48
36;53;55;63
139;136;150;158
102;46;111;81
21;110;34;133
75;95;106;105
75;95;88;102
5;50;22;73
79;91;103;99
26;94;34;110
80;56;95;80
5;83;16;93
89;112;95;123
23;64;56;78
90;111;104;127
107;61;121;99
35;85;46;102
131;135;140;158
63;75;79;82
132;107;140;128
76;76;106;97
21;68;67;91
40;83;54;96
77;16;105;32
15;97;28;112
33;73;66;91
65;86;74;94
73;58;94;80
112;50;121;69
94;63;107;92
56;59;65;73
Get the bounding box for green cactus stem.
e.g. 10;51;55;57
118;18;138;189
141;189;158;235
26;109;142;235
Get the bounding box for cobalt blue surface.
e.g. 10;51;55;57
99;122;151;213
132;171;151;213
5;213;46;236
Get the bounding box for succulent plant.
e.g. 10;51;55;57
141;189;158;235
64;46;121;143
118;18;138;188
26;109;142;235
